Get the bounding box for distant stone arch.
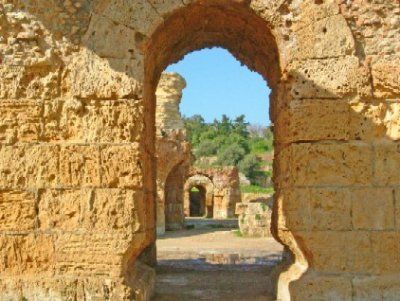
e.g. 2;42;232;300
184;174;214;218
184;167;241;219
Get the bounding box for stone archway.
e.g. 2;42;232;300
188;185;208;217
184;167;241;219
1;0;399;300
184;174;215;218
163;162;187;230
143;2;294;298
143;1;400;300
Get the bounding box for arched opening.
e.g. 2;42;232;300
183;173;215;220
189;185;207;217
144;1;299;300
143;1;282;128
164;163;186;231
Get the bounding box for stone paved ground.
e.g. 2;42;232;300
154;228;283;300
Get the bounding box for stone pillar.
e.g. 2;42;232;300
155;72;191;235
155;72;186;131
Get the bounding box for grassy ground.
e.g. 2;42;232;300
240;185;274;194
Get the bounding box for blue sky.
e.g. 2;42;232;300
166;48;271;126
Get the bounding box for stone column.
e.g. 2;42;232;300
155;72;191;235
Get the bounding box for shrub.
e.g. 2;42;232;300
216;143;246;166
195;140;219;157
238;154;260;182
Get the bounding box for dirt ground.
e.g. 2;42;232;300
153;228;284;301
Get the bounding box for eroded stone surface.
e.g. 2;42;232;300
236;194;274;238
155;72;191;234
184;167;241;219
0;0;399;300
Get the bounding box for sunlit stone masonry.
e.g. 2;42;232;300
155;72;191;235
184;167;241;219
236;193;274;237
0;0;400;300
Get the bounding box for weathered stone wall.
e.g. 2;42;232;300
236;194;273;237
0;1;153;299
184;167;241;219
155;72;186;131
155;72;191;235
0;0;399;300
184;174;215;218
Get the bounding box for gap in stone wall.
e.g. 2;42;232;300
152;46;285;301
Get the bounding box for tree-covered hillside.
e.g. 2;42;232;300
184;114;273;188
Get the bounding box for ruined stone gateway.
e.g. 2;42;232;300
184;167;241;219
0;0;400;300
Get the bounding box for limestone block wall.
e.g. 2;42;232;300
0;1;155;299
0;0;399;300
155;72;191;235
184;167;241;219
235;195;273;237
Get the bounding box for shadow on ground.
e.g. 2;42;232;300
154;228;283;300
158;228;234;240
153;260;277;301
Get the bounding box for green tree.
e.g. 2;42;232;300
217;114;232;135
238;154;260;181
195;139;219;157
233;115;249;138
184;114;274;188
184;115;205;146
216;143;246;166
